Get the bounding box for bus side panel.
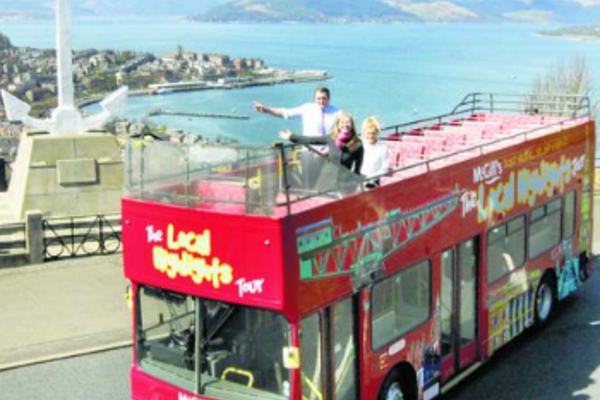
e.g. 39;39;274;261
480;124;591;358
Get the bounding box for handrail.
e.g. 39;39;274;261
370;94;592;183
384;92;591;134
0;221;26;231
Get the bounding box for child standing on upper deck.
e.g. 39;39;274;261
360;116;391;187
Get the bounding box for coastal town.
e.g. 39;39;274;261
0;35;327;118
0;31;329;178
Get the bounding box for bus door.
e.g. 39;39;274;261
439;237;479;382
299;296;359;400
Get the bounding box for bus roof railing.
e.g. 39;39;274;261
383;92;591;134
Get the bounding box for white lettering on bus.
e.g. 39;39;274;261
146;225;163;243
460;191;478;217
235;278;265;298
388;339;406;356
473;160;503;184
178;392;200;400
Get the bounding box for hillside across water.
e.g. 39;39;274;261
3;0;600;24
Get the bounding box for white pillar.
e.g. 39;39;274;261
56;0;75;110
1;0;128;135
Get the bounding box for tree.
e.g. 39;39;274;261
0;32;12;49
530;57;596;118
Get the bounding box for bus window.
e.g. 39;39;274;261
137;287;197;393
529;198;562;259
372;260;431;350
563;191;576;240
333;298;357;400
136;286;292;400
440;249;454;357
486;216;525;284
458;240;476;342
300;313;324;400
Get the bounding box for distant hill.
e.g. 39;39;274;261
4;0;600;23
192;0;600;23
456;0;600;24
197;0;415;22
0;0;230;18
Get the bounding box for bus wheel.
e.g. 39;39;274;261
378;369;416;400
535;276;555;325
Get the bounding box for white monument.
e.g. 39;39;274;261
0;0;127;222
2;0;128;133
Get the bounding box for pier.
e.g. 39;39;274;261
79;71;331;109
148;109;250;120
148;71;332;95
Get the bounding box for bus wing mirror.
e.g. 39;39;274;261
283;346;300;370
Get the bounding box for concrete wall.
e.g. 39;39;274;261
0;210;42;268
1;131;123;222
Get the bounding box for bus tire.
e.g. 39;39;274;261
378;366;417;400
534;274;556;326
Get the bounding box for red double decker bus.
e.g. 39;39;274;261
123;93;595;400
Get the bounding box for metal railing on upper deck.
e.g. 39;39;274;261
124;139;364;217
453;92;591;118
378;92;593;179
384;92;591;134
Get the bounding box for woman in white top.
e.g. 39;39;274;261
360;116;391;188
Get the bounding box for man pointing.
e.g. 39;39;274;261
254;86;341;137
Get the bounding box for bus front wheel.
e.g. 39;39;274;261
535;276;555;325
378;368;416;400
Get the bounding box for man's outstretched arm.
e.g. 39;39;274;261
254;101;291;118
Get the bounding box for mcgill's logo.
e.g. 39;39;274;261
473;160;503;185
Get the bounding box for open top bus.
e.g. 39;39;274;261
122;93;595;400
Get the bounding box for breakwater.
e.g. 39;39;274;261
79;71;331;109
148;109;250;120
149;71;331;95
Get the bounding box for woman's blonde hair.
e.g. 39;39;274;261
332;112;358;140
362;116;381;136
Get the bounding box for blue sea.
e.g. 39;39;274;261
2;20;599;144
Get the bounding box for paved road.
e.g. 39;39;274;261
0;254;130;371
445;272;600;400
0;348;130;400
1;274;598;400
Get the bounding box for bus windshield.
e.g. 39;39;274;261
136;286;292;399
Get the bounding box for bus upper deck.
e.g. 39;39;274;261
124;93;593;218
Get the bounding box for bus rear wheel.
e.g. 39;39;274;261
535;276;555;325
379;369;416;400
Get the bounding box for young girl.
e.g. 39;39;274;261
360;116;390;187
